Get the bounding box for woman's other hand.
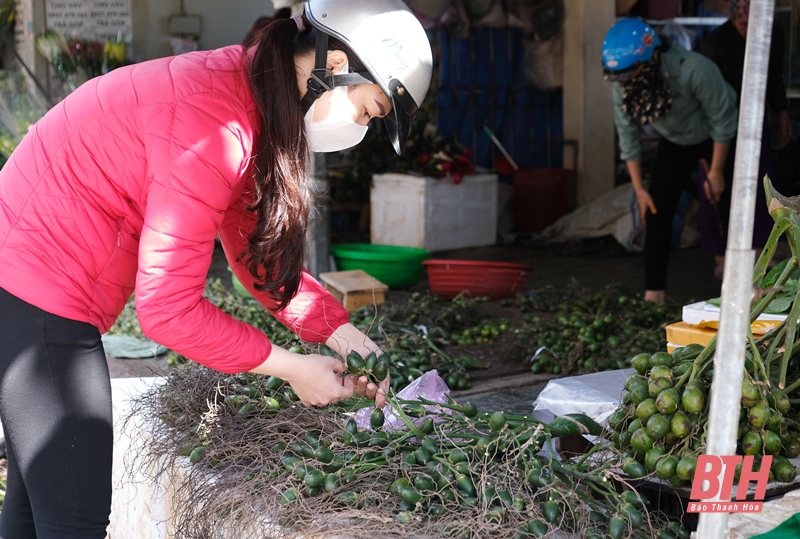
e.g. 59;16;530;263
635;188;657;222
704;169;726;203
325;322;387;407
701;159;725;203
345;371;390;409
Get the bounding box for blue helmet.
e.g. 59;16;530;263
602;18;661;72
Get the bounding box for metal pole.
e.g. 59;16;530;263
696;1;774;537
306;152;331;278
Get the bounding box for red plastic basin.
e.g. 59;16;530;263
423;259;533;300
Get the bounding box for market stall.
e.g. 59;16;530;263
1;1;798;537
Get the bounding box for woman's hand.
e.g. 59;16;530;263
625;160;653;222
250;348;352;407
775;110;792;148
635;188;657;222
284;353;353;407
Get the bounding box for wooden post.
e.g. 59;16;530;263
562;0;616;206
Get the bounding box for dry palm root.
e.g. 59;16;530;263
127;364;687;539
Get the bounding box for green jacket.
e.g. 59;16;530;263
613;46;738;162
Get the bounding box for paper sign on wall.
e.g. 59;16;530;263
45;0;132;41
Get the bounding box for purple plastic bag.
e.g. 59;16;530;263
353;370;451;431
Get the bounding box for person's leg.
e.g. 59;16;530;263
0;428;35;539
752;121;777;250
644;138;706;301
0;288;113;539
708;132;775;275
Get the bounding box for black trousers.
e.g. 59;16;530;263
0;288;112;539
645;137;715;291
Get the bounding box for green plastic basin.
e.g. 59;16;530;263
228;267;254;299
330;244;431;289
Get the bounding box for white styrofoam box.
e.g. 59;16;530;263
370;173;498;252
683;300;786;326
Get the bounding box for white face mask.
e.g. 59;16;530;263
304;63;368;153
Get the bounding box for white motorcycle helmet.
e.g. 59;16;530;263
302;0;434;155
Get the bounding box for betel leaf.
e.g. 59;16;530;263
761;258;800;291
707;290;793;314
766;296;793;314
784;276;799;294
707;258;799;314
762;258;790;289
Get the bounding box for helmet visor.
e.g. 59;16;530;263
603;62;642;83
383;78;419;155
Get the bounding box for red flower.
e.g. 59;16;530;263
419;153;430;164
452;172;463;184
440;162;451;172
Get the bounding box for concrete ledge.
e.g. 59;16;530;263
108;377;174;539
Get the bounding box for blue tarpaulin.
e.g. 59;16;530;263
435;27;563;172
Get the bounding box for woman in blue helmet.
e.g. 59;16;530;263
603;18;738;304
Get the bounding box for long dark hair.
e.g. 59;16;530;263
243;15;363;310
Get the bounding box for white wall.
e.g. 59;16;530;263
130;0;177;61
189;0;273;51
130;0;274;61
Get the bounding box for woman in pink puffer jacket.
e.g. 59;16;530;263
0;1;432;536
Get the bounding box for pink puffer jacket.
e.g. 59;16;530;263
0;45;349;373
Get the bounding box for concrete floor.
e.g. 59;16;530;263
429;239;726;307
209;232;731;306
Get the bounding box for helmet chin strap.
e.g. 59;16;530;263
301;32;376;114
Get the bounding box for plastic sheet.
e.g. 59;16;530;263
353;370;451;432
533;182;699;253
532;368;635;428
660;20;694;51
101;334;168;359
524;35;564;91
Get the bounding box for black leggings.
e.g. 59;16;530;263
645;137;716;291
0;288;112;539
